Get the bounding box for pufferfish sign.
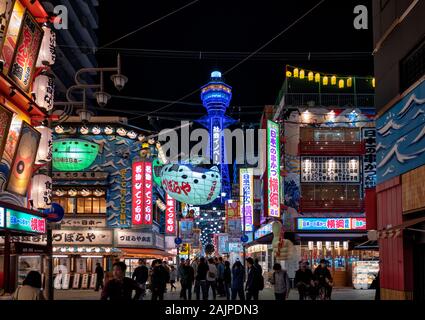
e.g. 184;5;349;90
160;158;222;205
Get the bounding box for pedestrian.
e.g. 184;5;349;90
12;271;45;300
132;259;149;300
217;257;225;296
191;257;199;295
195;257;209;300
177;257;186;299
101;262;141;300
294;260;314;300
150;259;169;300
245;257;262;301
181;259;195;300
223;261;231;300
313;259;333;300
270;263;290;300
371;271;380;300
169;266;177;292
206;258;218;300
231;261;245;300
94;262;104;292
254;258;263;275
162;260;171;293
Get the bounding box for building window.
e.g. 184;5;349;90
301;156;360;183
52;197;106;215
400;37;425;92
301;127;360;142
302;184;361;201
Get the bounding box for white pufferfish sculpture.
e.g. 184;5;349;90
160;158;222;205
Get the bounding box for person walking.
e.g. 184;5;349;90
270;263;290;300
206;258;218;300
223;261;232;300
101;262;140;300
150;259;169;301
231;261;245;300
195;257;209;300
294;260;314;300
169;266;177;292
254;258;263;275
217;257;225;296
181;259;195;300
12;271;45;300
177;258;186;299
191;257;199;295
132;259;149;300
313;259;333;300
94;263;104;292
245;257;262;301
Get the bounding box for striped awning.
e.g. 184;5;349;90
369;216;425;240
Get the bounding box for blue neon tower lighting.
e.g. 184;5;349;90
198;71;237;202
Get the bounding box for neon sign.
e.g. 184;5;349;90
297;218;367;231
240;168;254;232
165;193;176;234
267;120;280;217
0;207;4;228
132;162;153;225
254;223;273;240
5;208;46;234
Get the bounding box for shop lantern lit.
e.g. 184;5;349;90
33;73;55;112
331;75;337;85
323;76;329;86
315;73;320;83
30;174;52;210
299;69;305;79
338;79;345;88
308;71;314;81
36;25;56;67
35;126;52;164
293;68;299;78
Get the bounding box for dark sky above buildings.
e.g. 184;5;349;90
96;0;373;131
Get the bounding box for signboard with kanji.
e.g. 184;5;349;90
267;120;280;218
362;128;377;189
132;161;153;225
115;229;155;247
297;218;367;231
165;193;176;234
61;218;106;228
239;168;253;232
5;208;46;234
52;229;113;245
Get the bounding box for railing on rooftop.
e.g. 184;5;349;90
300;199;365;213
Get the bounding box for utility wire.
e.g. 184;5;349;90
98;0;201;50
128;0;326;122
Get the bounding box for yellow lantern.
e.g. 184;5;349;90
308;71;314;81
323;76;329;86
315;73;320;83
293;68;299;78
347;77;353;87
372;78;376;88
286;70;292;77
338;79;345;88
299;70;305;79
331;75;337;85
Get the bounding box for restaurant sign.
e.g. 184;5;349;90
61;217;106;228
52;229;113;245
115;229;157;248
297;218;367;231
5;208;46;234
254;222;273;240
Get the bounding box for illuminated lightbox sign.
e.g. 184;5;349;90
165;193;176;234
254;223;273;240
267;120;280;218
297;218;366;231
0;207;4;228
240;168;254;232
5;208;46;234
52;139;99;171
132;162;153;225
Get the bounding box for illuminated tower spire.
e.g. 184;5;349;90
197;71;236;202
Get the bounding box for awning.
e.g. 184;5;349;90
120;248;172;258
369;216;425;240
353;240;379;250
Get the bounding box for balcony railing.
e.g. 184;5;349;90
300;199;365;212
283;93;375;108
299;141;365;155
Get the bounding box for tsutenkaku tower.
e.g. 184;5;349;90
197;71;236;202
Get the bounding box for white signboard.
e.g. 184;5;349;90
72;274;80;289
0;207;4;228
115;230;154;247
53;229;113;246
61;218;106;228
53;172;108;180
90;274;97;289
155;234;165;249
0;235;47;245
62;273;70;290
81;274;89;289
165;236;176;249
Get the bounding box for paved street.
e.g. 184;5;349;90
54;284;375;300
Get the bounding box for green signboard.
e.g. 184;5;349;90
52;139;99;171
5;208;46;234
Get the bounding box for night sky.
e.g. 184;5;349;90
96;0;373;131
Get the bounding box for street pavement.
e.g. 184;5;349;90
54;283;375;300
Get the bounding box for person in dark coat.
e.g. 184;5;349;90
132;259;149;300
231;261;245;300
313;259;333;300
94;263;104;291
245;257;261;300
150;259;169;300
223;261;232;300
181;259;195;300
195;257;209;300
294;261;314;300
101;262;140;300
372;271;380;300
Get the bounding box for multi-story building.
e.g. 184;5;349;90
372;0;425;300
269;66;378;287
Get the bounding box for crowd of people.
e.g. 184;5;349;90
11;257;338;301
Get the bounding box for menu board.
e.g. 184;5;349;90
89;274;97;289
72;273;80;289
62;273;70;290
81;273;89;289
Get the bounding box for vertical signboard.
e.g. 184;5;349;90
267;120;280;217
132;161;153;225
211;118;222;165
0;206;4;228
165;193;176;234
240;168;253;232
132;162;144;225
8;10;43;92
362;128;377;189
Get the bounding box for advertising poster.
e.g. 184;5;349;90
179;219;194;243
8;10;43;92
225;200;239;219
0;1;15;52
6;122;41;196
3;113;23;164
1;0;23;74
0;104;12;160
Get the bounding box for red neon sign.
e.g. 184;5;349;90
132;162;144;225
143;162;153;225
165;193;176;234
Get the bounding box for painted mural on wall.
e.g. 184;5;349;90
376;80;425;183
